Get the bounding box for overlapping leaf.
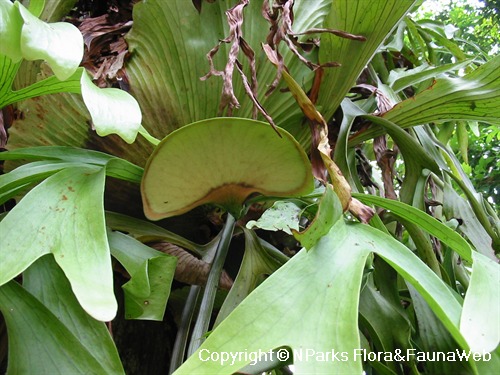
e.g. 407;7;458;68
351;55;500;144
214;228;288;326
0;160;88;205
461;252;500;353
443;184;496;260
317;0;416;120
408;285;473;374
0;166;116;321
387;60;472;93
108;230;177;321
384;55;500;125
175;220;368;375
125;0;330;140
17;1;83;80
359;283;412;373
0;255;124;374
0;0;23;61
0;146;143;183
292;183;342;250
0;1;146;147
353;193;473;262
175;219;472;375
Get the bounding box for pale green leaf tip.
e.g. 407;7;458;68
81;71;142;144
0;0;23;61
85;301;118;322
16;1;83;80
68;266;118;321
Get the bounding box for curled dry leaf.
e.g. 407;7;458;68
374;136;399;200
259;0;372;224
263;0;320;94
355;83;395;114
353;84;398;200
201;0;270;124
77;14;133;87
348;198;375;224
150;242;233;291
262;0;364;95
263;44;349;202
234;61;278;133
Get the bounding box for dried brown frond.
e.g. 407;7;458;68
374;136;399;200
151;242;233;291
201;0;272;127
77;14;133;88
261;0;359;96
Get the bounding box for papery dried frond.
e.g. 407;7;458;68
151;242;233;290
374;136;399;200
201;0;270;122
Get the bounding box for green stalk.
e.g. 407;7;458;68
369;54;389;83
138;125;160;146
169;285;201;374
401;219;442;278
187;213;236;356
